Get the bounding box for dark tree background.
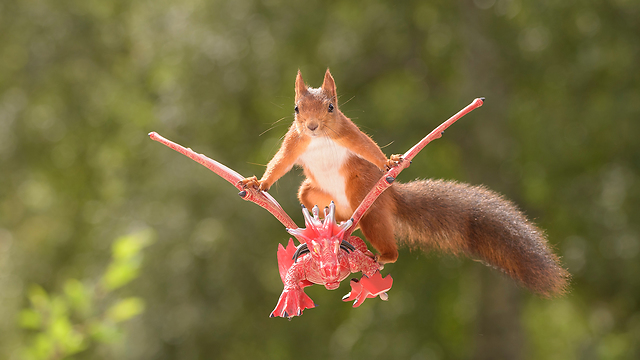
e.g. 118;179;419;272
1;0;639;359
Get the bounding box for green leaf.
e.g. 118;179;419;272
18;309;42;330
49;295;69;320
101;228;156;291
101;259;140;291
106;297;145;323
39;316;85;357
89;321;122;344
111;228;156;260
50;315;73;341
112;236;142;260
25;333;55;360
27;285;50;311
63;279;91;314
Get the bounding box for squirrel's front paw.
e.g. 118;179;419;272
385;154;404;171
239;176;261;190
240;177;271;191
258;181;271;192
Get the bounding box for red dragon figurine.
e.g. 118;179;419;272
272;202;392;318
149;97;483;319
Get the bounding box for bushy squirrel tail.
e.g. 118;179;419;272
392;179;569;297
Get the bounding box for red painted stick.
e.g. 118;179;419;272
149;132;299;229
345;98;484;236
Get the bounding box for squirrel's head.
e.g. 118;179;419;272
293;69;340;137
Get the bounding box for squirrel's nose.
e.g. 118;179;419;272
307;122;318;131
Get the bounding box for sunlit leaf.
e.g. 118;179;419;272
64;278;91;314
106;297;145;323
29;333;55;360
89;321;123;344
18;309;42;330
27;285;50;312
112;228;156;260
101;259;140;291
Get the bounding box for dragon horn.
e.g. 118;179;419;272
322;202;337;233
287;227;310;243
149;132;298;230
312;205;320;222
301;204;322;229
345;98;484;237
335;218;354;239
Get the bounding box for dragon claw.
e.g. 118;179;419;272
270;288;316;319
342;272;393;308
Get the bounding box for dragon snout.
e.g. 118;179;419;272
324;282;340;290
320;263;340;284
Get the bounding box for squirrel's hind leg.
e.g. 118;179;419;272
359;208;399;264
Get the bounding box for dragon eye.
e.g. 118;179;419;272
294;105;299;114
328;103;334;113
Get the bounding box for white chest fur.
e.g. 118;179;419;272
297;137;352;207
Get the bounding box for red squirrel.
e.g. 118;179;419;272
241;69;569;297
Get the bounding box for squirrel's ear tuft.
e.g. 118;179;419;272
295;70;308;100
321;69;337;105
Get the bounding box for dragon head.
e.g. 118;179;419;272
287;202;356;290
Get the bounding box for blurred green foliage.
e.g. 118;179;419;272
1;0;639;359
18;229;154;360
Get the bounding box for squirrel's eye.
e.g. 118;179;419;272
294;105;299;114
328;103;334;113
